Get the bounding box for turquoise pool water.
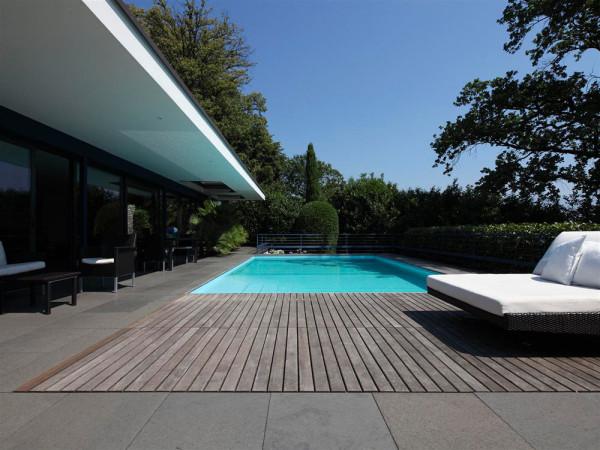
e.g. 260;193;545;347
192;255;437;294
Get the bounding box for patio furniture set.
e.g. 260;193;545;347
0;237;200;314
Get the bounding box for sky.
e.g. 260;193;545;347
131;0;594;190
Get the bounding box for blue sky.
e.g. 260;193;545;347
131;0;594;189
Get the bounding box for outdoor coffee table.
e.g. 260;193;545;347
15;272;80;315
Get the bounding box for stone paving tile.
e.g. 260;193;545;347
264;394;397;450
1;393;166;450
0;393;65;440
478;393;600;450
375;393;533;450
0;329;120;393
128;393;269;450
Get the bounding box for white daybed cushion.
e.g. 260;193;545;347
534;231;600;275
81;257;114;265
0;261;45;277
573;241;600;289
427;273;600;316
0;241;6;266
539;236;585;285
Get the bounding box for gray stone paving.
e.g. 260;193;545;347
1;250;599;449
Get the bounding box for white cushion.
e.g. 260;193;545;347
540;236;585;285
82;257;114;265
427;273;600;316
534;231;600;275
0;261;45;277
0;241;6;266
573;241;600;289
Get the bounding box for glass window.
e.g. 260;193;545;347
87;167;122;248
127;181;156;239
165;194;197;239
34;151;71;268
0;140;31;260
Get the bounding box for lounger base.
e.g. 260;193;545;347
428;288;600;336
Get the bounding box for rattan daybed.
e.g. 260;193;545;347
427;231;600;335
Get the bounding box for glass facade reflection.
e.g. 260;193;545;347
0;141;31;260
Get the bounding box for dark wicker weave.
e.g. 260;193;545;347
428;288;600;336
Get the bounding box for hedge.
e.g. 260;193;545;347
294;201;339;247
399;222;600;272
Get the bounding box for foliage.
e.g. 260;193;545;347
401;222;600;272
93;202;122;244
133;208;153;236
433;0;600;220
294;201;339;246
282;154;344;200
500;0;600;68
129;0;285;185
305;143;322;202
394;180;566;231
214;224;249;255
235;184;303;238
332;174;400;234
188;199;240;254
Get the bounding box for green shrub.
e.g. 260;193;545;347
214;224;249;255
294;201;339;247
400;222;600;272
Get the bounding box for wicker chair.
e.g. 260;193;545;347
80;235;136;293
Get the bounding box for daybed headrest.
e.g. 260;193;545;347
534;231;600;275
0;241;6;266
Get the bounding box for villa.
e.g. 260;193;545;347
1;1;600;450
0;0;263;275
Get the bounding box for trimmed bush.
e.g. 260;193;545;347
214;224;249;255
294;201;339;247
400;222;600;272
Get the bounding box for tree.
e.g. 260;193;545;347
432;0;600;219
305;143;321;202
332;174;400;234
282;154;344;200
129;0;285;185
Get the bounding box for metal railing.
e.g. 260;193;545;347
255;231;546;272
256;233;399;254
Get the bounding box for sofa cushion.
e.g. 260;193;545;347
0;241;6;266
0;261;45;277
540;236;585;285
427;273;600;316
82;257;114;265
534;231;600;275
573;241;600;289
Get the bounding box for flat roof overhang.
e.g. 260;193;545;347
0;0;265;201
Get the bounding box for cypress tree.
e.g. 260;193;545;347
305;143;321;202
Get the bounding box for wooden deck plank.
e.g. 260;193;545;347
313;326;343;391
237;326;270;391
297;327;314;391
24;292;600;393
307;326;330;391
283;327;299;391
252;327;278;391
268;325;287;391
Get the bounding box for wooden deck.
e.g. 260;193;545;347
21;293;600;393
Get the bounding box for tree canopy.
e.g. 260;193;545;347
305;143;322;202
433;0;600;220
129;0;285;185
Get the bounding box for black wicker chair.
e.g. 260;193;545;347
80;235;136;293
139;237;168;273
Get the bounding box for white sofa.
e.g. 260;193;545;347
426;231;600;334
0;241;45;277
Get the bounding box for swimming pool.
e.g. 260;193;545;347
192;255;437;294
